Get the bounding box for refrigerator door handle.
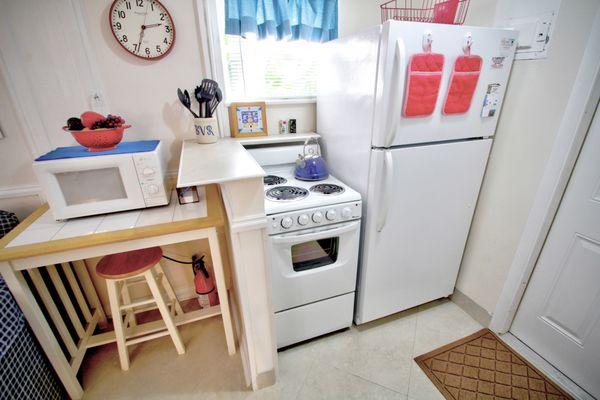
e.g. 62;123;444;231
377;150;394;232
384;39;406;148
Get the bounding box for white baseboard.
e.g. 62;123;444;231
0;184;40;199
451;289;492;327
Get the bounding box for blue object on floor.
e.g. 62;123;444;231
35;139;160;161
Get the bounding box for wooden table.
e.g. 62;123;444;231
0;184;235;399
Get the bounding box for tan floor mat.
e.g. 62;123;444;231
415;329;573;400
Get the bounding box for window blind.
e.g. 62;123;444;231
223;35;319;100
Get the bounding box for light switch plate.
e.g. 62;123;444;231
507;11;556;60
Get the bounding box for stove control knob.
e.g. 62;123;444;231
312;212;323;223
298;214;309;226
281;217;293;229
326;210;337;221
341;207;352;220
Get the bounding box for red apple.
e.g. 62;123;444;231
80;111;104;129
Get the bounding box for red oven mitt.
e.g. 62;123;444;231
403;53;445;118
442;55;482;115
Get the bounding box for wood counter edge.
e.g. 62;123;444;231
0;184;225;262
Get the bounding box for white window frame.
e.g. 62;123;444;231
196;0;317;109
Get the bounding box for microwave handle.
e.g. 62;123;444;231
270;220;359;244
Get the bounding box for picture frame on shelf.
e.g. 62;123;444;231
228;102;268;138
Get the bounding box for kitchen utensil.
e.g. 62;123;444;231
208;87;222;118
177;88;198;118
64;125;131;152
193;85;205;117
294;137;329;181
195;79;218;118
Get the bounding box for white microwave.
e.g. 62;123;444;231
33;140;169;220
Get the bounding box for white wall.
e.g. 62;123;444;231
456;0;600;314
0;68;42;220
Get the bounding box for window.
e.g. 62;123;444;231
222;35;320;101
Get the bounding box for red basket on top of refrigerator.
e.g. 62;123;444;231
380;0;470;25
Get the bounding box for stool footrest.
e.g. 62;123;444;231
125;329;171;346
119;298;155;310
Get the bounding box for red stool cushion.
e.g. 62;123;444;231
96;247;163;279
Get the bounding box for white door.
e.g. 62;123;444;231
511;105;600;398
355;138;492;324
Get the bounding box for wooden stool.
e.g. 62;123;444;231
96;246;185;371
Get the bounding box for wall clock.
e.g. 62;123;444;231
109;0;175;60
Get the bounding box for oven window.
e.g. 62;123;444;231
291;237;339;272
55;168;127;206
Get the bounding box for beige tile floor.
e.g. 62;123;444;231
81;299;483;399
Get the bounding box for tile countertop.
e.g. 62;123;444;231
177;139;266;188
0;185;224;262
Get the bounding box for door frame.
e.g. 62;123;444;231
490;7;600;333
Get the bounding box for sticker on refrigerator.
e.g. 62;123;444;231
491;56;506;69
481;83;501;118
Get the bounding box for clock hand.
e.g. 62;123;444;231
136;26;145;53
143;23;162;28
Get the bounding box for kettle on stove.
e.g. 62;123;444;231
294;137;329;181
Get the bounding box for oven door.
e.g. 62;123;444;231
269;220;360;312
34;154;145;220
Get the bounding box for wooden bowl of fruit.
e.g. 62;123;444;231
63;112;130;152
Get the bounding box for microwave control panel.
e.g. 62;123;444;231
133;151;169;206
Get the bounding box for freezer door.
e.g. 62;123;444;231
355;139;492;324
372;21;517;147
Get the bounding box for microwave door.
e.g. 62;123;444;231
35;155;146;220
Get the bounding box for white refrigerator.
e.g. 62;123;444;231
317;21;518;324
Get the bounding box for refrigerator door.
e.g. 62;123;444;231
372;21;517;148
355;138;492;324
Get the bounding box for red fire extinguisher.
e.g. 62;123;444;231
192;255;219;308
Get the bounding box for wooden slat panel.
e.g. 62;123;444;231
47;264;85;338
28;268;78;357
72;259;108;328
61;262;92;323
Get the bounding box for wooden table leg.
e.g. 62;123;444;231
208;229;236;355
1;262;84;400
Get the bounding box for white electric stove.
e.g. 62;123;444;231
246;143;362;348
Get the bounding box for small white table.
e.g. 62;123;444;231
0;185;235;399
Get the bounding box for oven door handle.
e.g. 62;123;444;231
270;220;360;244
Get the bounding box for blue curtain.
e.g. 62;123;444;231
225;0;338;42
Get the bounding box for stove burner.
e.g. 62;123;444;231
264;175;287;186
310;183;345;195
266;186;309;201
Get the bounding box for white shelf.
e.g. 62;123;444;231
177;139;265;187
231;132;320;146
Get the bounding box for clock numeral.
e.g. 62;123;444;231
165;25;171;33
160;13;165;21
115;22;122;30
145;47;150;55
136;0;143;7
118;10;125;18
150;2;154;11
133;43;138;51
163;37;168;45
122;34;128;43
156;45;162;53
125;1;131;9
